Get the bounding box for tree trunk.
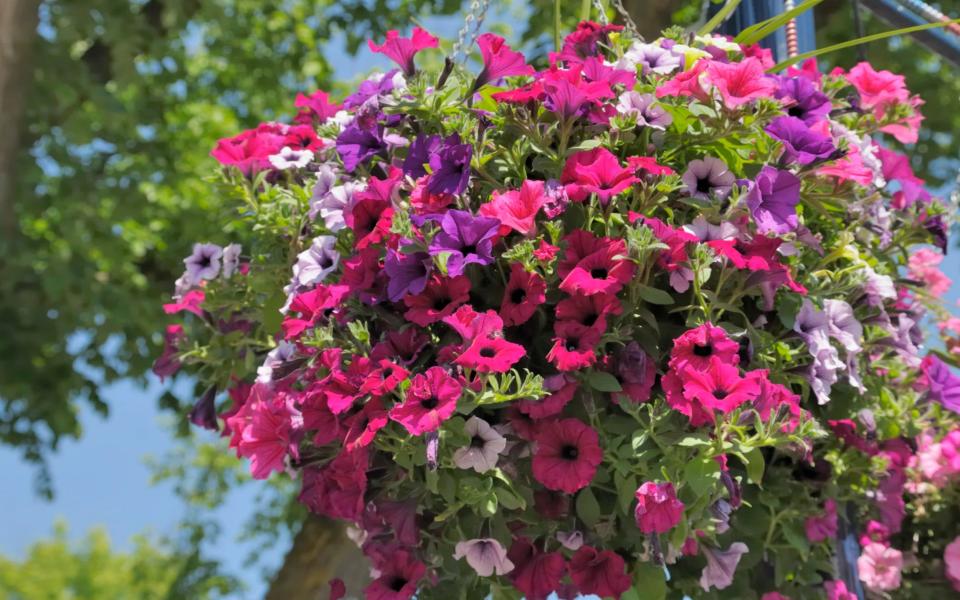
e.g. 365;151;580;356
0;0;39;237
265;515;370;600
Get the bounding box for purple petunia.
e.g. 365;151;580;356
336;120;385;172
774;76;832;125
183;242;223;286
765;116;838;166
745;166;801;235
385;247;433;302
923;355;960;414
403;134;442;179
427;135;473;196
428;209;500;277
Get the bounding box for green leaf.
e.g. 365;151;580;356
684;456;721;498
677;435;711;448
576;487;601;527
495;486;526;511
632;562;666;600
744;447;765;485
585;371;623;393
773;18;960;71
637;285;674;305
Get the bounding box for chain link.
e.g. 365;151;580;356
611;0;641;40
592;0;609;25
451;0;491;65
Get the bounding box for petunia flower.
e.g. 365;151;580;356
402;133;442;179
294;89;342;124
558;238;635;297
359;359;409;397
556;531;583;551
611;342;657;404
152;324;185;381
384;247;433;302
268;146;313;170
681;156;735;200
455;335;526;374
367;27;439;76
532;418;602;493
336;120;385;172
473;33;534;90
568;546;631;599
745;165;801;235
846;62;909;110
428;209;500;277
291;236;340;289
634;481;684;534
453;416;507;473
427;135;473;196
824;580;858;600
163;289;205;318
682;357;761;413
500;263;547;327
507;538;567;600
547;321;601;372
615;91;672;129
364;549;427;600
944;536;960;591
700;542;749;591
669;322;740;371
555;292;621;335
541;68;614;120
774;75;831;124
237;394;299;480
705;57;777;109
559;21;623;62
618;41;683;75
805;498;838;543
518;374;578;419
561;147;639;204
857;542;903;591
921;355;960;414
222;243;242;278
183;242;223;285
765;116;837;166
403;275;471;326
388;366;461;436
454;538;515;577
298;448;368;521
656;59;710;103
479;180;546;237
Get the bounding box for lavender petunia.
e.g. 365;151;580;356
222;243;242;278
615;91;672;130
618;41;683;75
452;416;506;473
183;242;223;285
427;135;473;195
403;133;442;178
292;236;340;289
384;247;433;302
681;157;735;201
429;209;499;276
700;542;749;591
774;76;832;125
824;299;863;353
310;181;365;231
342;69;404;109
745;166;801;235
765;116;838;166
556;530;584;551
453;538;514;577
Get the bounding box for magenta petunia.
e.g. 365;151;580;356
669;323;740;371
479;179;546;237
547;320;601;372
389;366;461;436
500;263;547;327
532;418;602;493
706;57;778;109
473;33;535;90
364;549;427;600
634;480;684;534
682;358;761;414
555;292;621;335
403;275;471;326
568;545;631;599
559;237;635;297
367;27;439;76
299;448;368;520
454;335;526;373
507;538;567;600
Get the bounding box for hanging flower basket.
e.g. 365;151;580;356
158;17;960;600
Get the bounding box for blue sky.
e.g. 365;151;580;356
3;7;960;599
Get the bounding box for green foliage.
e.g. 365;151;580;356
0;521;238;599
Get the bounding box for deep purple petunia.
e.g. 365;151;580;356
384;247;433;302
745;165;801;235
403;134;442;179
189;386;219;431
427;135;473;195
923;355;960;414
336;121;384;172
428;209;500;277
765;116;838;166
774;76;832;125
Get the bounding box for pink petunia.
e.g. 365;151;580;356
479;180;546;237
364;548;427;600
824;580;857;600
561;148;639;204
298;448;368;521
389;366;461;436
547;320;602;372
945;536;960;591
532;418;602;493
857;542;903;591
682;358;761;414
804;498;838;543
908;248;952;297
237;394;299;479
367;27;439;76
282;284;350;339
669;323;740;371
293;89;341;124
656;60;711;102
705;57;777;109
634;481;684;534
163;289;205;317
559;238;635;297
846;62;909;110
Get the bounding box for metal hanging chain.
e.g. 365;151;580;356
451;0;491;65
611;0;641;39
592;0;610;25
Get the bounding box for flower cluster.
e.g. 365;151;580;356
158;20;960;600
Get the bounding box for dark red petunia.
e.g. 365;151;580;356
532;418;602;493
500;263;547;326
507;538;567;600
568;545;632;599
555;292;621;335
403;275;471;326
